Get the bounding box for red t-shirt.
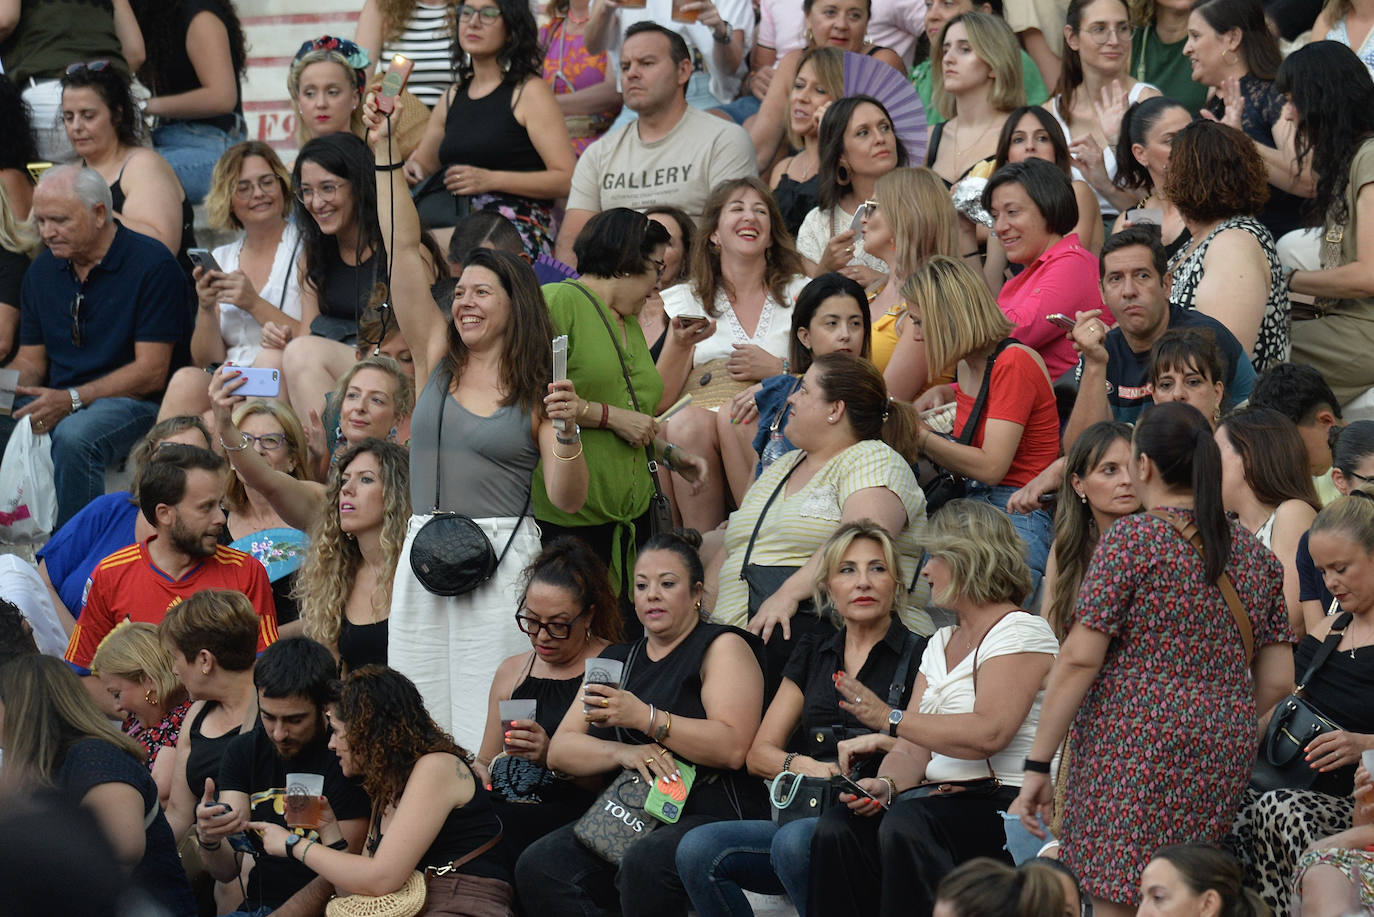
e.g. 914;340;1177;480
953;344;1060;488
65;537;279;672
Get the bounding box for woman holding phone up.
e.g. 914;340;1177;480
366;95;587;751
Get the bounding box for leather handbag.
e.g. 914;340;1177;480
411;171;472;230
572;282;674;537
1250;608;1352;793
922;339;1014;513
740;457;813;620
769;772;842;825
409;370;528;596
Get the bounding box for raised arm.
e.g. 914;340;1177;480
748;50;801;174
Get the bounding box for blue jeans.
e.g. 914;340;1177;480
713;94;761;124
675;817;817;917
609;72;725;131
0;395;159;530
964;482;1052;605
152;119;244;204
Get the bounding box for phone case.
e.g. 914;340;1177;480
644;759;696;824
235;368;281;398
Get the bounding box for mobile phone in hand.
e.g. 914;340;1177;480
188;248;224;274
376;54;414;114
1045;313;1077;330
836;773;887;809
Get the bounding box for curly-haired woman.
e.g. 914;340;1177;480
403;0;574;254
295;440;410;672
128;0;248;204
249;665;513;914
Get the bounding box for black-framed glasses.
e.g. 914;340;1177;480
71;292;84;348
514;607;589;639
243;432;288;451
234;175;280;198
457;4;503;22
65;60;111;76
1348;470;1374;487
294;179;348;205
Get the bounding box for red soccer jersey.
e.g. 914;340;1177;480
65;537;279;672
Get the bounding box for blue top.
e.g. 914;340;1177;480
36;491;140;617
19;224;190;391
751;373;801;478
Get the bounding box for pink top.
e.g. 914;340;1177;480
997;233;1110;379
541;19;619;156
758;0;927;65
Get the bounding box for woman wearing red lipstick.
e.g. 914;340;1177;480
287;37;370;148
473;536;623;855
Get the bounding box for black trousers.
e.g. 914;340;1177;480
807;784;1020;917
514;816;717;917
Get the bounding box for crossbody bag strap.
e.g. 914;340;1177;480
1148;509;1253;662
969;610;1016;780
570;281;666;494
279;231;302;313
740;456;806;573
885;631;920;708
611;640;644;745
954;338;1015;446
1295;610;1354;693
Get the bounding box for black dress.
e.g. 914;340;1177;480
774;173;819;238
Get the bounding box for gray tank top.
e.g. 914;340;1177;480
409;366;540;517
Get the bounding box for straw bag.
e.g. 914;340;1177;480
365;76;429;161
326;869;426;917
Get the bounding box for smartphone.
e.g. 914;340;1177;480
645;759;696;824
227;832;259;856
552;334;569;433
233;367;281;398
376;54;414;114
836;773;887;809
187;248;224;274
1123;207;1163;227
1045;313;1077;330
849;207;866;243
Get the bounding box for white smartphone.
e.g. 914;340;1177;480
849;207;866;242
552;335;569;433
1123;207;1163;227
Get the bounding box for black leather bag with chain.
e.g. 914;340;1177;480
922;339;1014;513
569;281;674;537
409;369;528;596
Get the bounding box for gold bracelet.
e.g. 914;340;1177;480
578;399;592;422
879;775;899;805
554;442;584;461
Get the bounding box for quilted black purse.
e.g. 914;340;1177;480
1251;610;1352;793
409;370;528;596
922;339;1013;513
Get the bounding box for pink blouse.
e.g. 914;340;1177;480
997;233;1110;379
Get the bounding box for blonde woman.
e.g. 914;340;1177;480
317;353;416;474
766;47;845;238
858;167;960;396
296;439;410;671
926;13;1026;188
91;621;191;804
223;400;314;635
0;179;36;364
287;36;369;148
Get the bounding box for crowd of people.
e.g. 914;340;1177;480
2;0;1374;916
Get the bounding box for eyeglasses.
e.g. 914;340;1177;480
1347;470;1374;487
71;292;84;348
65;60;111;76
859;199;879;219
295;179;349;205
243;432;288;451
235;175;280;198
457;4;503;22
1081;23;1131;44
514;607;589;639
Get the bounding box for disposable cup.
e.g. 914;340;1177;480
284;773;325;828
584;657;624;686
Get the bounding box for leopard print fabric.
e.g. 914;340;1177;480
1230;787;1355;916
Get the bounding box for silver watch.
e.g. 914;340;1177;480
68;387;83;413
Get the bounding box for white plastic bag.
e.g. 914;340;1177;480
0;416;56;543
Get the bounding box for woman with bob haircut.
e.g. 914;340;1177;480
991;106;1103;258
90;621;192;803
858;167;961;395
0;656;197;916
1280;42;1374;408
908;256;1058;596
1215;407;1321;636
927;12;1027;188
1186;0;1307;241
157;140;304;420
538;208;708;602
1139;844;1267;917
369;98;586;748
1011;402;1293;915
249;665;513;912
1041;420;1138;637
678;522;924;917
795;94;907;284
1163;120;1287;372
1147;327;1230;424
657;176;809;534
812;499;1059;917
157;590;263;843
982;157;1107;378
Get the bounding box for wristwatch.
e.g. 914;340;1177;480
68;387;83;413
713;20;731;43
328;837;349;851
887;708;903;737
284;833;303;860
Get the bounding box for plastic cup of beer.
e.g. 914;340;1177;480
671;0;700;23
285;773;325;828
500;699;538;751
584;657;624;687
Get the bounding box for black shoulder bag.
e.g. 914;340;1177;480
740;456;811;620
409;372;530;596
1250;610;1353;792
922;338;1015;513
571;282;674;537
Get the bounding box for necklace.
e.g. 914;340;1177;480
953;116;998;171
565;9;590;23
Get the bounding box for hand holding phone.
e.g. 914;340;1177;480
187;248;224;275
1045;313;1077;330
376;54;414;114
552;335;569;433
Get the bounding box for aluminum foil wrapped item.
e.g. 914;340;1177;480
951;176;992;228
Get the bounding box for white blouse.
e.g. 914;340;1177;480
917;612;1059;786
660;274;810;367
795;205;888;275
214;221;303;366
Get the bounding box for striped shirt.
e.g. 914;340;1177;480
381;1;456;108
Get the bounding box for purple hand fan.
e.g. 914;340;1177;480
841;51;928;166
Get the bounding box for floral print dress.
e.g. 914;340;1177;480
126;700;192;771
1060;510;1292;905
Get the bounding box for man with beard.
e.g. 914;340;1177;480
194;638;370;916
65;443;277;711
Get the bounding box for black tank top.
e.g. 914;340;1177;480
510;652;582;736
367;759;508;882
773;173;819;238
108;156;198;276
338;617;388;673
437;80;546;178
319;244;386;321
184;701;243;799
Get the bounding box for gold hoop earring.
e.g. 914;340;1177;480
145;688;157;705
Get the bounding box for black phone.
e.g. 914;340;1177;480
836;773;887;809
